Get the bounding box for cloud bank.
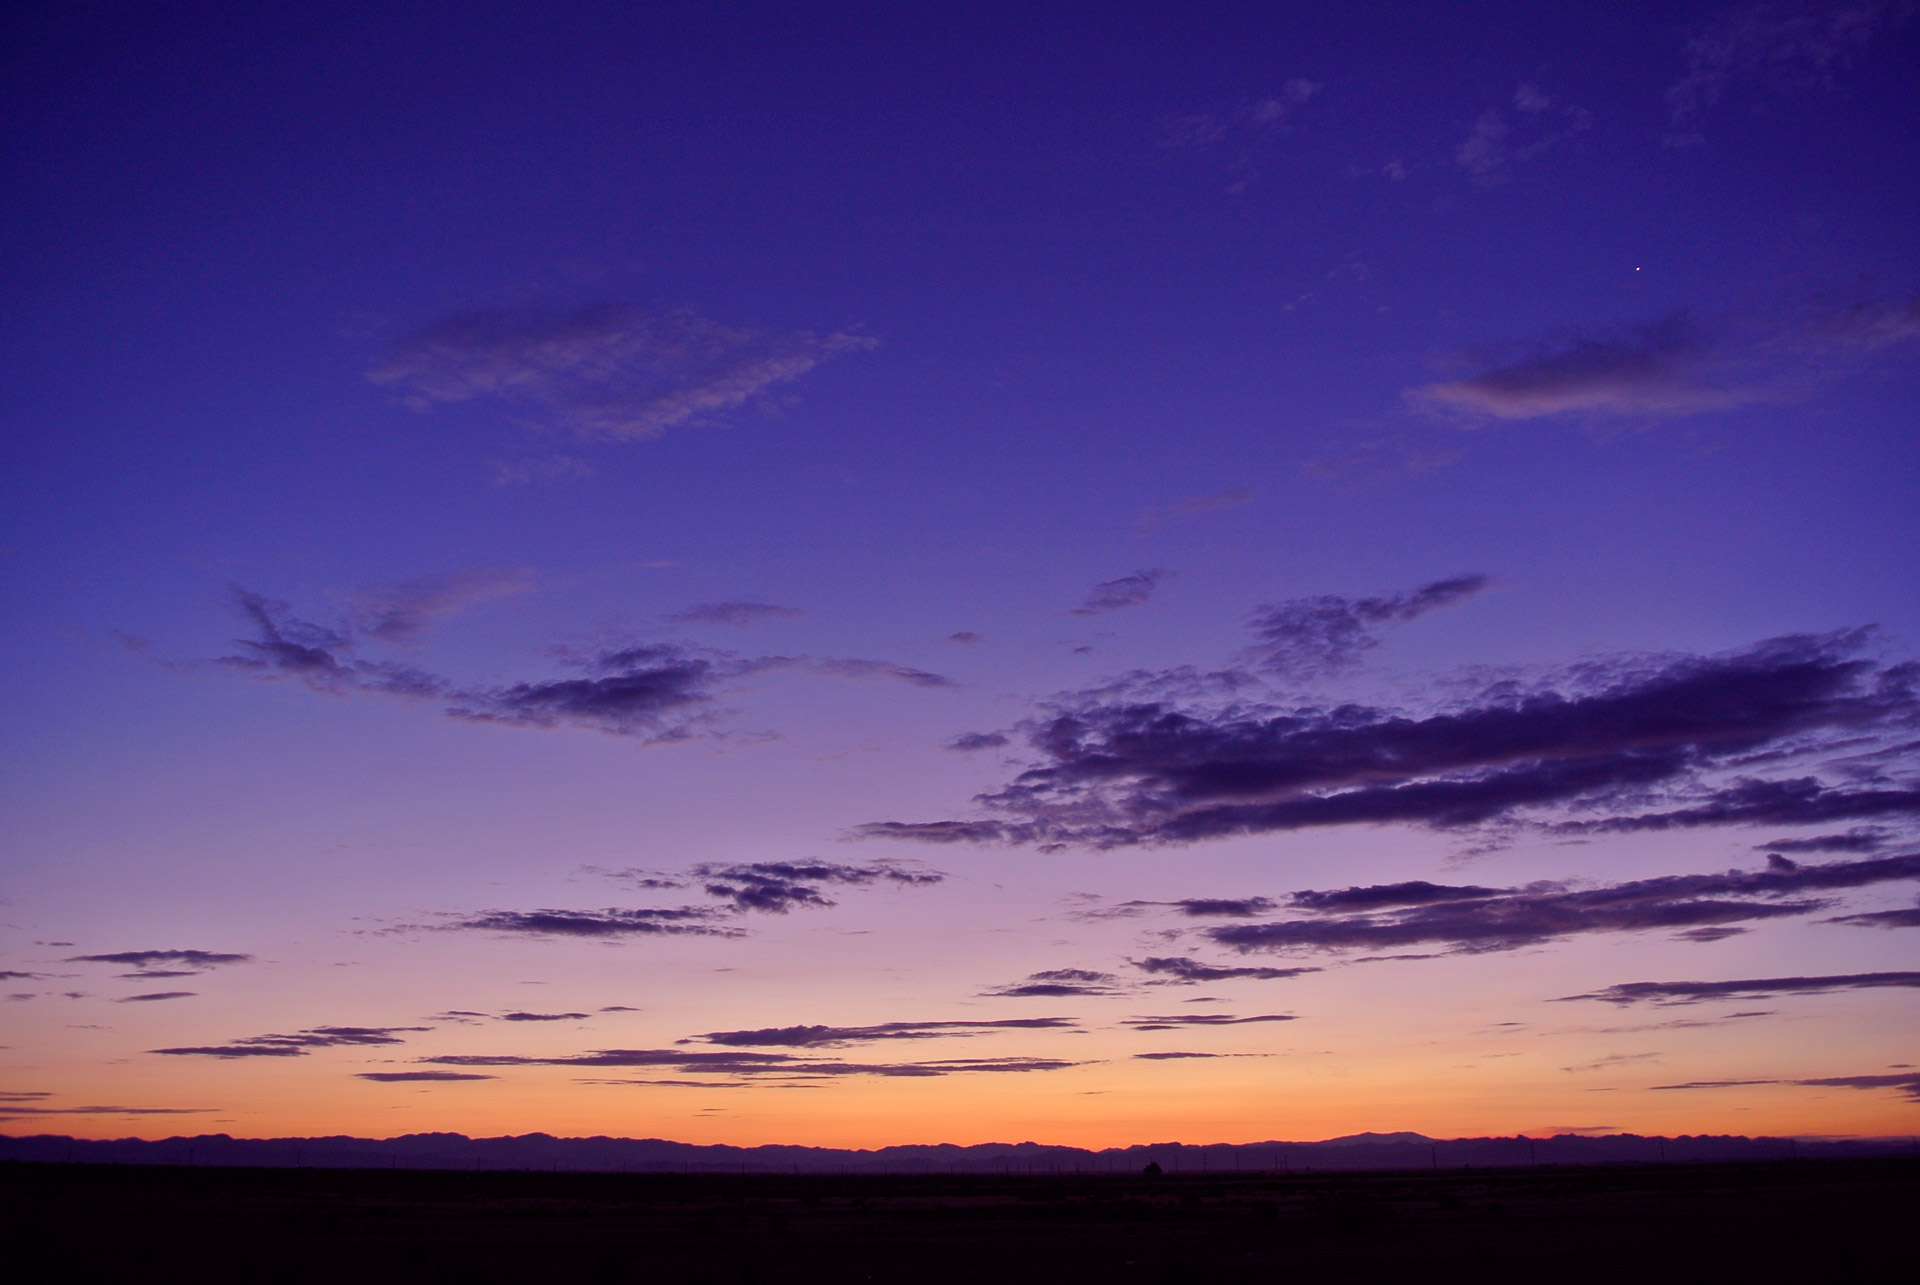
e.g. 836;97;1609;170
863;629;1919;850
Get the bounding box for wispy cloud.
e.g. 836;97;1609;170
668;602;802;628
356;1071;496;1082
1120;1013;1297;1030
371;305;877;441
1412;314;1753;421
1069;570;1173;617
1410;296;1920;423
153;1025;433;1058
690;860;943;914
682;1018;1077;1049
1156;81;1321;193
1666;0;1915;141
983;969;1127;998
1654;1070;1920;1101
1244;574;1489;677
423;1047;1085;1080
349;568;535;645
0;1102;213;1120
449;907;739;939
1137;489;1253;533
199;586;950;744
1129;957;1321;984
1561;970;1920;1005
1454;87;1592;184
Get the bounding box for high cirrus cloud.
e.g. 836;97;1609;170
858;629;1919;850
371;305;878;442
1205;853;1920;957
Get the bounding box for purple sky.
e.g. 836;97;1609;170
3;1;1918;1146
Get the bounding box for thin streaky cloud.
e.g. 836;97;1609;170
1559;970;1920;1005
683;1018;1077;1049
371;304;878;442
1069;570;1173;617
1666;0;1915;139
349;567;535;645
669;602;803;627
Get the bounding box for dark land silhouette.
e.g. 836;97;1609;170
4;1135;1916;1282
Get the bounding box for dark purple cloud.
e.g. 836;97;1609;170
152;1025;433;1058
452;907;738;938
1069;569;1172;617
684;1018;1078;1049
1120;1013;1296;1030
67;949;253;970
691;860;943;914
1129;957;1320;984
945;731;1010;752
983;969;1127;998
1757;828;1892;853
1560;971;1920;1006
500;1011;591;1022
861;631;1919;849
1174;897;1279;917
1209;853;1920;957
1133;1050;1223;1059
1822;904;1920;928
356;1071;497;1082
116;992;196;1003
1244;575;1489;676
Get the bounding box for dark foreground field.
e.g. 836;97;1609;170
6;1156;1913;1283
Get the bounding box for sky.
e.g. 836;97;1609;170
3;0;1918;1149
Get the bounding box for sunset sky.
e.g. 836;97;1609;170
4;1;1918;1149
